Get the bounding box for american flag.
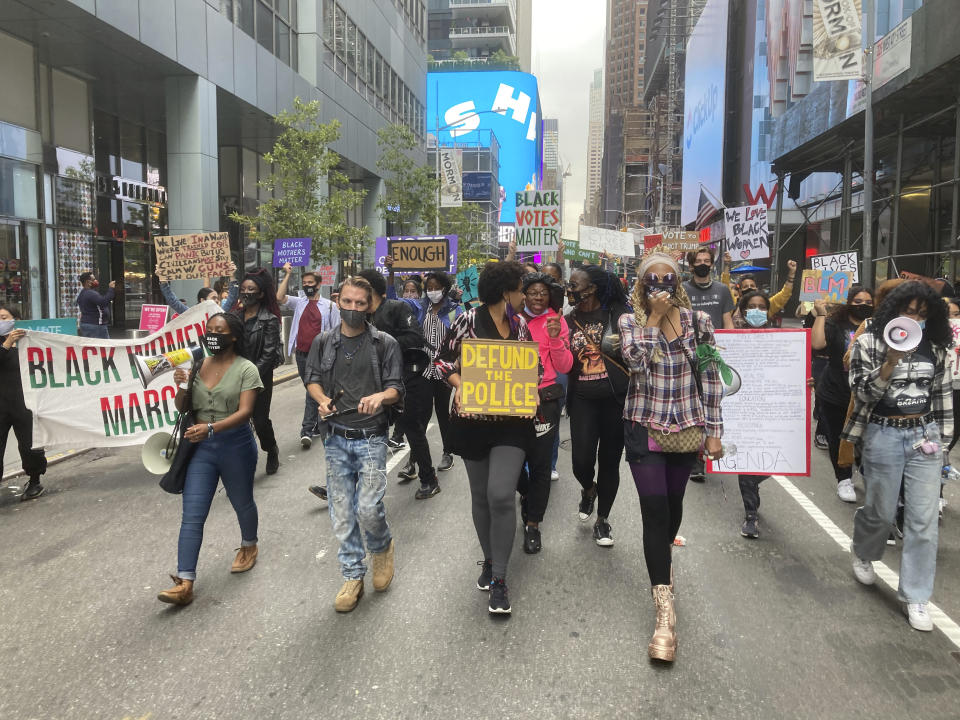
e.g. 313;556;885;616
695;188;719;230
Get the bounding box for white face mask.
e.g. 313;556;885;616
0;319;14;336
426;290;444;304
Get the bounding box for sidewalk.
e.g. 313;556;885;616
2;362;301;481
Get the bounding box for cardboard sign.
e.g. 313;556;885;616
799;269;855;303
386;236;454;272
578;225;635;257
138;304;169;333
724;205;770;260
154;232;232;280
515;190;561;251
272;238;312;267
375;235;457;275
810;251;859;282
15;318;77;335
562;239;599;264
459;339;539;417
317;265;336;287
708;329;811;476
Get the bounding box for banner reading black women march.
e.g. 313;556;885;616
18;302;219;450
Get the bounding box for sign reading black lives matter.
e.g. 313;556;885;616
724;204;770;260
810;251;859;283
386;235;455;272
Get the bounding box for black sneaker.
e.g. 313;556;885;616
523;525;542;554
386;437;406;450
689;470;706;483
519;495;529;526
397;461;417;483
21;479;45;501
593;519;613;546
578;484;597;522
308;485;327;501
815;434;829;450
415;480;440;499
895;505;904;538
740;515;759;539
476;560;493;591
488;578;511;615
437;453;454;471
886;532;897;546
266;446;280;475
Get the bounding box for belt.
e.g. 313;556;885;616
868;413;934;429
328;424;387;440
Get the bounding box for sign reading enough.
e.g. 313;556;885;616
387;236;453;272
154;232;233;280
459;339;539;417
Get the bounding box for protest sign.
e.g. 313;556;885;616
19;301;219;450
724;205;770;260
812;0;862;82
456;266;480;304
514;190;561;251
799;269;854;303
272;238;312;267
439;148;463;207
644;228;701;254
387;236;452;272
578;225;635;257
154;232;232;280
562;239;599;264
138;304;169;333
708;329;811;476
810;251;859;282
459;339;539;417
317;265;336;287
375;235;457;274
15;318;77;335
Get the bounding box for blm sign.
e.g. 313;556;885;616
515;190;560;251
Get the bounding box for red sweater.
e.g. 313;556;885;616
523;310;574;388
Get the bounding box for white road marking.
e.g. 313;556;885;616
384;422;435;473
773;474;960;650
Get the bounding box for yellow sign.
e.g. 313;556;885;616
460;339;539;417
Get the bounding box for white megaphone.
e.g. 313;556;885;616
142;432;176;475
883;316;923;352
133;345;205;389
722;367;743;397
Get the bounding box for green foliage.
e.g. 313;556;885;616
441;204;493;268
229;97;368;264
452;50;469;61
376;124;438;235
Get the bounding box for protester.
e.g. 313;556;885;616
517;272;572;553
844;281;953;632
76;272;116;339
234;269;283;474
304;276;402;613
542;260;569;480
276;261;340;451
0;307;48;501
732;259;797;321
158;312;263;607
400;277;422;300
812;285;874;502
156;263;239;314
619;253;724;662
436;260;536;615
565;265;631;546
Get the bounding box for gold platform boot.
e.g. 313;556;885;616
648;585;677;662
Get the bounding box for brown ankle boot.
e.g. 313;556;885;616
231;545;258;573
372;539;395;591
648;585;677;662
157;575;194;606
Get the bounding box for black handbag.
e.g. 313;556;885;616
159;359;203;494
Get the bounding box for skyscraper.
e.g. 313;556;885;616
585;69;605;225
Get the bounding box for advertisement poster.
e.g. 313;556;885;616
138;304;169;333
514;190;560;251
812;0;863;82
15;318;77;335
439;148;463;207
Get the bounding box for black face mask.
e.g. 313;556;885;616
341;308;366;329
302;285;318;297
205;332;233;354
692;263;712;278
848;304;874;321
239;292;260;307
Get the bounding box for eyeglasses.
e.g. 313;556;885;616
643;272;677;285
525;289;550;298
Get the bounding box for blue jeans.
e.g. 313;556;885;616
324;432;392;579
177;424;259;580
79;323;110;339
853;421;942;603
295;350;320;436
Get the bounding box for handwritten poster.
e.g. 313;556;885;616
272;238;312;267
724;205;770;260
316;265;336;287
578;225;635;257
515;190;561;251
387;236;453;272
810;251;859;282
459;339;539;417
799;269;854;303
708;329;811;476
456;266;480;304
374;235;457;275
154;232;232;280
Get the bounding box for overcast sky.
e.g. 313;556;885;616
531;0;606;236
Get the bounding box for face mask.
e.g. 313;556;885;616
692;264;711;278
917;319;927;331
204;332;233;354
341;308;366;329
302;285;318;297
90;279;99;288
426;290;444;304
0;319;14;336
645;283;676;297
848;304;873;321
240;292;260;307
526;306;551;318
745;308;768;327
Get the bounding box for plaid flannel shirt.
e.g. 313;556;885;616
618;308;724;439
841;329;953;445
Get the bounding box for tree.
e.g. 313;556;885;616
229;97;368;265
376;124;438;235
441;204;493;268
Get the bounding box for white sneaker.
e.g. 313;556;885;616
850;544;875;585
904;603;933;631
550;470;560;482
837;479;857;503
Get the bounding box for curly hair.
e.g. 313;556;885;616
827;284;872;326
737;289;770;316
579;265;630;310
869;280;952;347
424;270;453;294
357;268;387;297
211;311;246;356
477;260;525;305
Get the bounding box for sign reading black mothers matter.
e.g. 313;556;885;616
515;190;561;251
386;235;454;272
723;204;770;260
154;232;233;280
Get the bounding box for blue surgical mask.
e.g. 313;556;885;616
745;308;768;328
918;319;927;331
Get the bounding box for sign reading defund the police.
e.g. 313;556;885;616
515;191;560;251
459;339;539;417
18;302;218;450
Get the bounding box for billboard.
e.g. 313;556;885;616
681;0;730;226
428;71;542;224
463;172;494;201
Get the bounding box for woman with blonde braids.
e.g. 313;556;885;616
618;253;724;662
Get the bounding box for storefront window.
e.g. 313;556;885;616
0;221;43;319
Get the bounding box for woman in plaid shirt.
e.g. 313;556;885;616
618;253;724;663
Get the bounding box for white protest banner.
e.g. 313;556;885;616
439;148;463;207
724;204;770;260
579;224;635;257
812;0;863;82
514;190;561;251
708;329;811;476
810;251;859;282
19;301;219;450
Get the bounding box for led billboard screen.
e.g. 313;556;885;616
428;71;542;224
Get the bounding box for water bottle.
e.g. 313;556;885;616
943;465;960;483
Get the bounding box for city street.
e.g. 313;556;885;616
2;379;960;719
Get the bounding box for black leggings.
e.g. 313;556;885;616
0;406;47;480
252;374;277;451
569;393;624;520
818;398;852;482
517;398;561;523
399;373;435;481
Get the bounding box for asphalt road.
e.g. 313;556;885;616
2;379;960;719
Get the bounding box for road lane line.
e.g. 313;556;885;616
773;474;960;650
384;422;435;473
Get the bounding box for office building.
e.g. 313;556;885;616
584;68;604;225
427;0;532;72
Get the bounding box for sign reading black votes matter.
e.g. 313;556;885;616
154;232;233;280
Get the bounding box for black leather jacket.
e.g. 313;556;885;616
239;306;282;377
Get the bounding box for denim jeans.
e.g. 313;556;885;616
177;424;259;580
324;432;392;579
295;350;320;436
853;421;942;603
78;323;110;339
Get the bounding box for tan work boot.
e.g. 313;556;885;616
372;539;395;591
231;544;258;573
334;579;364;612
157;575;194;606
648;585;677;662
